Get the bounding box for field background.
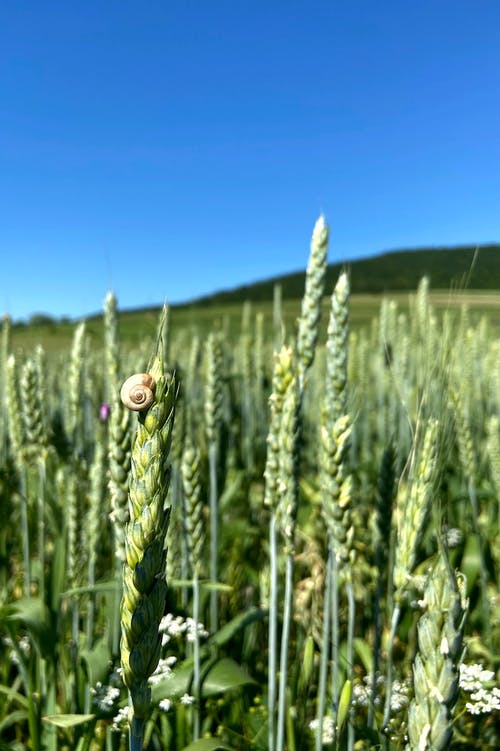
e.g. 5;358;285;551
10;244;500;352
11;288;500;354
2;243;500;751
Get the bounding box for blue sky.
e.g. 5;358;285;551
1;1;499;320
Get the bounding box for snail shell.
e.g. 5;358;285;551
120;373;156;411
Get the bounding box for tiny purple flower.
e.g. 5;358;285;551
99;403;111;422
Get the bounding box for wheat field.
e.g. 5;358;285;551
0;219;499;751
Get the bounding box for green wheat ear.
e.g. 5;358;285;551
406;548;468;751
120;337;176;725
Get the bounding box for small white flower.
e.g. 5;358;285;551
160;614;188;638
460;663;500;714
148;657;177;685
159;698;172;712
352;672;385;708
459;663;495;692
18;636;31;656
91;682;120;711
390;679;410;712
180;693;195;706
444;527;462;548
309;716;335;744
112;706;131;732
185;618;209;642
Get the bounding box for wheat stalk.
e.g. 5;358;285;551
406;548;467;750
120;326;176;749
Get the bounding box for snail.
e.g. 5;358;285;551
120;373;156;411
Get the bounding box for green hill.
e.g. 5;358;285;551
10;244;500;352
179;244;499;307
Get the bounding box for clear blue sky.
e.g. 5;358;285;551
1;1;499;320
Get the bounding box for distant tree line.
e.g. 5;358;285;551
178;244;500;308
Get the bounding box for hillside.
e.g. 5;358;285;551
178;244;500;308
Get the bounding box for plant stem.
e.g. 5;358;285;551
368;571;383;729
71;597;80;712
208;441;218;634
129;716;145;751
330;553;340;731
193;571;201;741
37;457;46;603
276;552;294;751
468;480;492;647
346;580;355;751
286;686;296;751
268;513;278;751
19;466;30;596
382;602;401;733
316;536;333;751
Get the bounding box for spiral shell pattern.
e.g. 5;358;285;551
120;373;156;411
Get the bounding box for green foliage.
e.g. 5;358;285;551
1;228;499;750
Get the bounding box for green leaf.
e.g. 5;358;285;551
0;709;28;732
209;608;267;649
42;714;95;728
461;534;481;594
80;638;112;687
202;657;256;695
152;657;255;703
6;597;53;657
219;471;244;509
169;579;232;593
0;683;29;708
49;535;67;613
61;580;119;597
244;708;269;749
181;738;235;751
354;638;373;674
336;679;352;736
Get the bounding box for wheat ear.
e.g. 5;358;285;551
120;331;176;749
296;215;329;390
406;548;467;750
204;332;223;633
383;418;439;732
263;346;294;751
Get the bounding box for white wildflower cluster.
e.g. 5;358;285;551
3;635;31;666
459;663;500;715
159;613;209;645
90;681;121;712
459;663;495;691
390;679;410;712
309;716;335;744
156;693;194;714
186;618;209;643
111;705;132;732
148;655;177;685
352;673;384;708
444;526;463;548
